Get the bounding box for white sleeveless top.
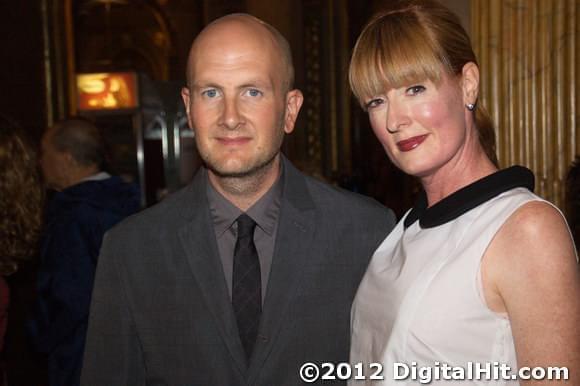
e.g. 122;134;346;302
350;168;540;386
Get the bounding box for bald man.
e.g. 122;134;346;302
81;14;395;386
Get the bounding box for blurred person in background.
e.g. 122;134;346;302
28;118;140;386
0;114;44;384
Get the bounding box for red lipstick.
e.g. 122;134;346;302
396;135;428;152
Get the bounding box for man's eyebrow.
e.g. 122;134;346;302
191;80;274;91
238;80;273;90
191;82;221;90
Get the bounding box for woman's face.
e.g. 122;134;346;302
365;71;468;178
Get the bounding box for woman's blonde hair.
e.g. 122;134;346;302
349;0;498;165
0;115;43;275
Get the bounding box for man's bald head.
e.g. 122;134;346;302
50;119;105;168
185;13;294;93
40;118;105;190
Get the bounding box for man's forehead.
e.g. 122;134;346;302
191;68;276;90
189;46;280;88
185;15;291;90
192;29;277;62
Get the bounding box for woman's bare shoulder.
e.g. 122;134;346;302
483;199;580;369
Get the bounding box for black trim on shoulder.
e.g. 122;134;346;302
404;166;535;229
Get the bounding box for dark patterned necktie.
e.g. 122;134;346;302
232;214;261;361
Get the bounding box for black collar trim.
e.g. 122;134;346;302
404;166;535;229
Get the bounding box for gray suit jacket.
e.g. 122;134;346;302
81;157;395;386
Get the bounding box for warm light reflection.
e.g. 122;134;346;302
77;72;138;110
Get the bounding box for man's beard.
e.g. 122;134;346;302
201;112;286;180
206;149;280;179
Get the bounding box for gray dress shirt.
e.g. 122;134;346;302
206;170;283;302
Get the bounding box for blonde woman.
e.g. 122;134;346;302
348;0;579;384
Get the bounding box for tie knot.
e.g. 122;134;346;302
236;214;256;238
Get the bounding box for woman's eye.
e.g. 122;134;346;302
202;89;218;98
406;85;426;95
365;98;384;109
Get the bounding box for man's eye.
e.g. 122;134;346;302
246;89;262;97
365;98;384;109
406;85;425;95
202;89;218;98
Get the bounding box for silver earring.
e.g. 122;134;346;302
466;103;475;111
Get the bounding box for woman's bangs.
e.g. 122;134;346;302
350;16;444;104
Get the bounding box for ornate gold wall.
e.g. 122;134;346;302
471;0;578;209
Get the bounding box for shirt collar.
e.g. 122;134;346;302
206;164;284;237
78;171;111;183
404;166;535;229
246;168;283;236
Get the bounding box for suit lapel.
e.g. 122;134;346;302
177;169;247;375
247;157;318;383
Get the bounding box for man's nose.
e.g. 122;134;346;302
219;96;242;130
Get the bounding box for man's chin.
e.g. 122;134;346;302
206;155;279;179
208;164;264;179
210;168;253;178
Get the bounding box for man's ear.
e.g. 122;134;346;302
461;62;480;107
283;89;304;134
62;151;78;172
181;87;194;131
